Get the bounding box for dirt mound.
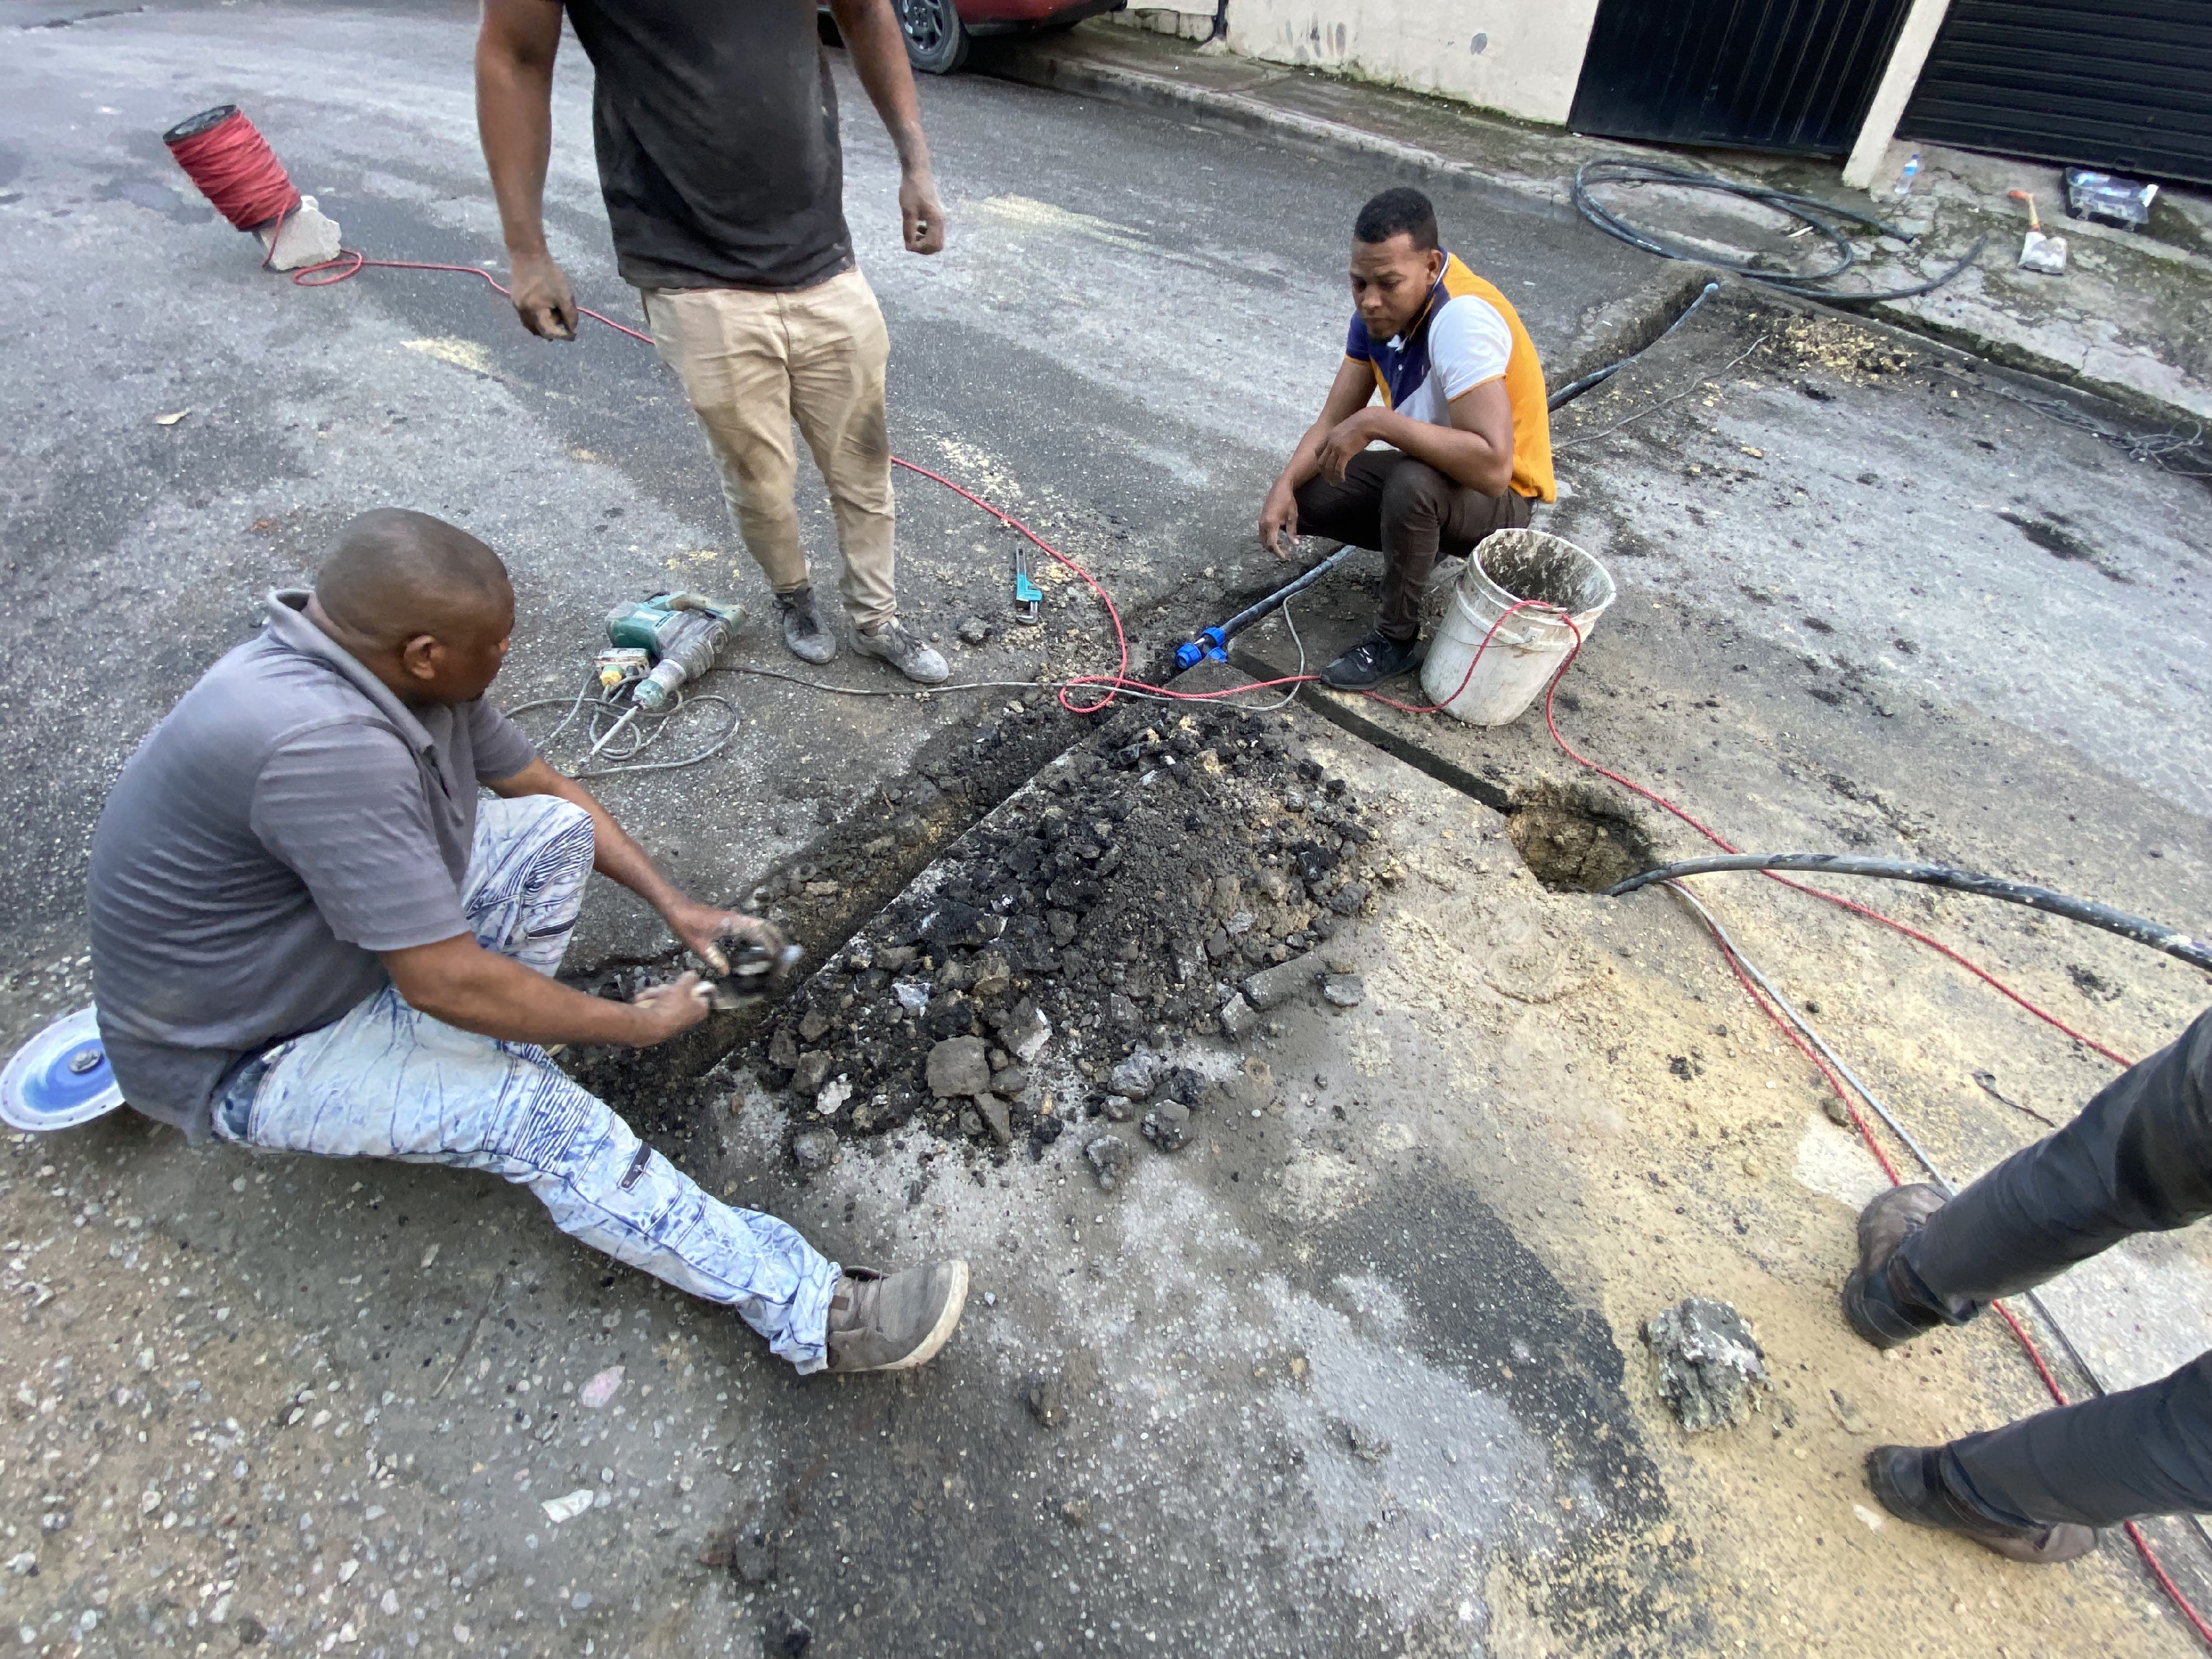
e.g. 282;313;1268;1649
748;704;1400;1151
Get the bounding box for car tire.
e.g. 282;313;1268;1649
898;0;969;74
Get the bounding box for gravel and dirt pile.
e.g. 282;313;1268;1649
746;703;1403;1154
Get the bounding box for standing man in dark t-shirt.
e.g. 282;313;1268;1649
477;0;952;684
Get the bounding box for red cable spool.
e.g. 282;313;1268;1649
163;104;301;231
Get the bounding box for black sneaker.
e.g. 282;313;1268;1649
1841;1184;1948;1349
1319;631;1418;689
775;588;837;666
1865;1446;2097;1563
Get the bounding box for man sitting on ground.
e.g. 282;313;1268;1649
88;509;967;1377
1259;186;1555;689
1845;1007;2212;1561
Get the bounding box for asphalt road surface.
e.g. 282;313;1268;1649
5;4;2211;1657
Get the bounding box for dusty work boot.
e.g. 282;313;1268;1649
852;619;950;685
775;588;837;666
1319;630;1418;689
1841;1183;1950;1348
1865;1446;2097;1564
823;1260;970;1374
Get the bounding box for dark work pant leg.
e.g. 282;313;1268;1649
1294;452;1530;644
1898;1007;2212;1321
1942;1350;2212;1527
1291;449;1397;559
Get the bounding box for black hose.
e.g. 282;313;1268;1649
1547;280;1719;412
1570;159;1985;305
1603;852;2212;974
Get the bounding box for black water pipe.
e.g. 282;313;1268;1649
1604;852;2212;975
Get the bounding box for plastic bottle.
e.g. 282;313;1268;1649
1893;151;1921;201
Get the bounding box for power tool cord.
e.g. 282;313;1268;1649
505;674;741;779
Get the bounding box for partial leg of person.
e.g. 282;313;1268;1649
788;271;944;685
1921;1351;2212;1529
1844;1007;2212;1544
642;287;837;667
1292;452;1530;687
214;794;844;1368
1850;1008;2212;1337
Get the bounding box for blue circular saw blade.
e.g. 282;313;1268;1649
2;1007;126;1132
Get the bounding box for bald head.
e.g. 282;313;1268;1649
316;508;511;648
309;509;515;706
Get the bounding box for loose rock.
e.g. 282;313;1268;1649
1024;1372;1065;1428
1644;1297;1770;1431
1141;1099;1191;1152
790;1128;838;1172
1243;950;1322;1011
926;1036;992;1098
790;1052;832;1098
1321;974;1365;1008
1108;1048;1161;1100
974;1093;1014;1145
700;1528;778;1585
957;616;991;647
1218;993;1260;1039
1001;998;1053;1064
1085;1135;1132;1191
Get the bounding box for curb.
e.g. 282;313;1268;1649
974;45;2211;431
973;46;1575;221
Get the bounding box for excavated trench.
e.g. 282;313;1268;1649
560;598;1655;1163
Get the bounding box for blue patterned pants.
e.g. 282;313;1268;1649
214;795;840;1372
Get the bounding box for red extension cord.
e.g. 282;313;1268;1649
173;106;2201;1640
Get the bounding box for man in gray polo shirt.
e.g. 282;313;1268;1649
87;509;967;1377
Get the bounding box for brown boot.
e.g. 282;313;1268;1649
1866;1447;2097;1563
824;1260;969;1374
1841;1184;1948;1348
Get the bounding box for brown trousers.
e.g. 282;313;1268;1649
1294;451;1532;643
642;270;899;629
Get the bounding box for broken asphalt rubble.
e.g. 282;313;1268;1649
1644;1296;1771;1433
747;706;1397;1184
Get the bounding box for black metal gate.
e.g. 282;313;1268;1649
1898;1;2212;187
1569;0;1914;156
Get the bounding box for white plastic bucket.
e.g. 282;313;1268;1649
1419;529;1615;725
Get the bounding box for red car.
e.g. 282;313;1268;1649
831;0;1125;75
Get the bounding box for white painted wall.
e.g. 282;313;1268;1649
1222;0;1602;125
1115;1;1601;125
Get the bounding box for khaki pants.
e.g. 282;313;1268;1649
642;269;898;629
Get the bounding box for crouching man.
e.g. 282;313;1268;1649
88;509;966;1377
1259;186;1555;689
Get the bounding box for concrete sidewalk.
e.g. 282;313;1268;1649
975;24;2212;425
